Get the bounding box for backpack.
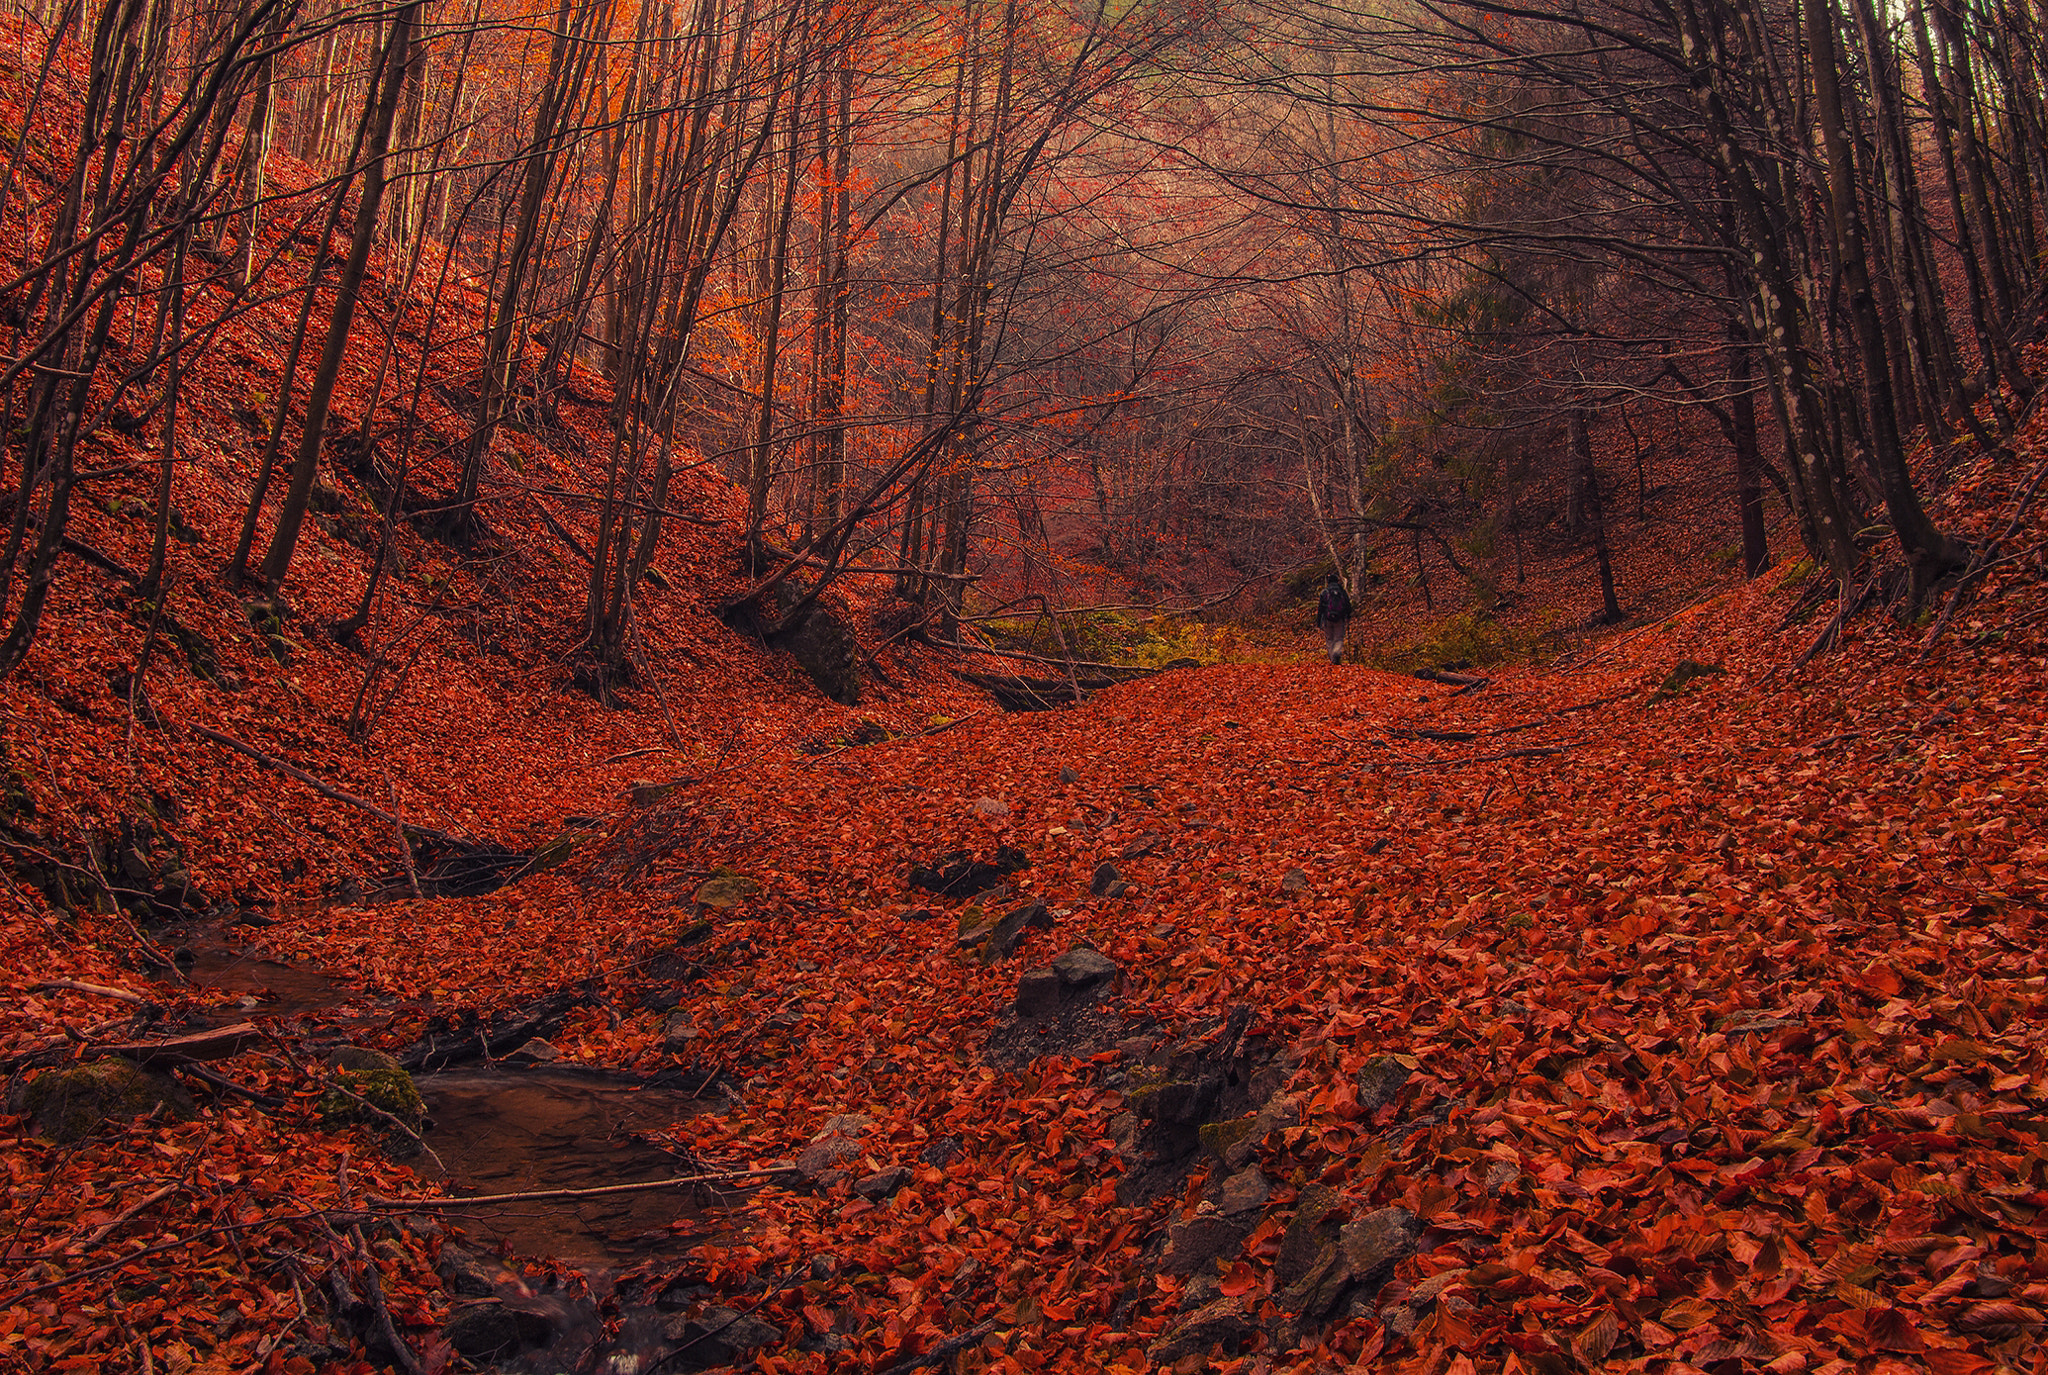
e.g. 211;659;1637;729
1318;582;1352;623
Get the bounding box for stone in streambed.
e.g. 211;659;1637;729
661;1307;783;1367
853;1166;910;1201
1356;1054;1415;1113
1052;946;1119;991
26;1057;196;1143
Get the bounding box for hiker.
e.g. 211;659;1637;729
1315;573;1353;664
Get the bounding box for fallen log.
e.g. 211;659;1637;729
1414;667;1490;688
1391;743;1580;772
399;988;586;1071
367;1164;799;1210
89;1022;265;1066
33;980;150;1005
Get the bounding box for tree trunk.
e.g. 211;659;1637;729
256;3;416;596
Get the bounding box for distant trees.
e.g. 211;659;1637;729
1;0;2041;688
1196;0;2042;612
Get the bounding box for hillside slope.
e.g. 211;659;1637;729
6;436;2045;1373
4;12;2048;1372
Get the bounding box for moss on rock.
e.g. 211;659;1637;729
25;1058;197;1142
319;1066;425;1131
1198;1115;1259;1160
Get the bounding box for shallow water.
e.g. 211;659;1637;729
415;1067;723;1271
169;931;737;1371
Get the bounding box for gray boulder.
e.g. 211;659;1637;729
854;1167;911;1201
1356;1055;1414;1113
1052;946;1119;991
662;1306;784;1368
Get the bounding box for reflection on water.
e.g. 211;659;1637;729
416;1067;722;1271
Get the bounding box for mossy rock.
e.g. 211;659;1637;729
25;1058;197;1143
329;1045;404;1074
525;831;584;876
1649;659;1724;702
1198;1115;1259;1160
319;1066;425;1132
1;744;33;820
694;872;761;911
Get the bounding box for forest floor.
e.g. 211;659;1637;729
4;411;2047;1375
4;21;2048;1367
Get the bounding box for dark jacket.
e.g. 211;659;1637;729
1317;581;1353;627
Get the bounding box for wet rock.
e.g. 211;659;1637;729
1052;946;1119;991
1356;1055;1415;1113
1211;1167;1270;1216
1015;968;1063;1019
442;1299;555;1360
435;1244;503;1298
662;1011;697;1053
909;846;1029;897
1340;1207;1420;1285
661;1307;783;1367
796;1114;870;1182
1147;1296;1254;1365
920;1135;962;1167
26;1058;197;1142
1280;867;1309;892
1090;861;1123;897
1160;1205;1256;1275
853;1167;910;1201
1276;1184;1348;1288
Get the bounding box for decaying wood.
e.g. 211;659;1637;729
89;1022;264;1065
33;980;149;1004
368;1164;798;1210
1414;667;1490;688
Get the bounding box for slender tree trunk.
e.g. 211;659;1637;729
1570;407;1622;624
256;3;416;596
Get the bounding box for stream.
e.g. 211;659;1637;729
155;928;738;1373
